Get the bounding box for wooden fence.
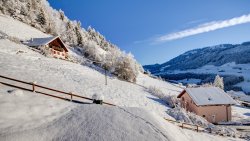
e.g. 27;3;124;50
164;118;204;132
0;75;115;106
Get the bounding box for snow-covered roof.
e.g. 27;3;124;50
23;36;68;52
24;36;56;46
178;87;237;106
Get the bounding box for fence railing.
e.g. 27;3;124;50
0;75;115;106
164;118;205;132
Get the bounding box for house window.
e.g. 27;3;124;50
57;52;60;55
182;97;184;101
53;51;56;54
202;115;206;118
62;53;64;56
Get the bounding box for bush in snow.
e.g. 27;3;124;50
147;86;179;108
207;125;238;137
83;41;105;62
112;53;140;82
7;36;21;44
38;46;53;57
167;107;210;127
201;83;213;87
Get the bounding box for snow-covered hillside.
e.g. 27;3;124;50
0;14;245;140
144;42;250;94
0;14;50;40
169;62;250;93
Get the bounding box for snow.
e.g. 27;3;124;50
160;65;170;71
0;38;174;119
0;85;74;134
136;73;183;95
23;36;56;47
169;62;250;93
227;90;250;102
0;14;50;40
0;40;241;140
183;87;237;106
232;105;250;121
0;14;244;140
177;78;201;84
0;105;241;141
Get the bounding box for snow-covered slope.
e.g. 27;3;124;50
0;39;174;118
1;105;238;141
0;14;50;40
137;73;183;95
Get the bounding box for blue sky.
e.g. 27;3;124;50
48;0;250;65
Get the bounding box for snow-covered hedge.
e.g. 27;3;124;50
167;107;210;127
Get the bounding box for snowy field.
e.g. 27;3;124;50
0;15;246;140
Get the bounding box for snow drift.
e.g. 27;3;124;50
0;105;234;141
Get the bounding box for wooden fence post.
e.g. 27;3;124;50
32;81;36;92
196;125;198;132
105;67;107;85
182;123;184;129
70;92;73;101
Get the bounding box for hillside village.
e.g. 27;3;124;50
0;0;250;141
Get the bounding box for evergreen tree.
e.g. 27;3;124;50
75;21;83;45
213;75;224;90
36;8;47;26
59;9;65;21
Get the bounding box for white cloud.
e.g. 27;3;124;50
155;13;250;43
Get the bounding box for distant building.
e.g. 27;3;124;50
24;36;68;59
177;87;237;123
